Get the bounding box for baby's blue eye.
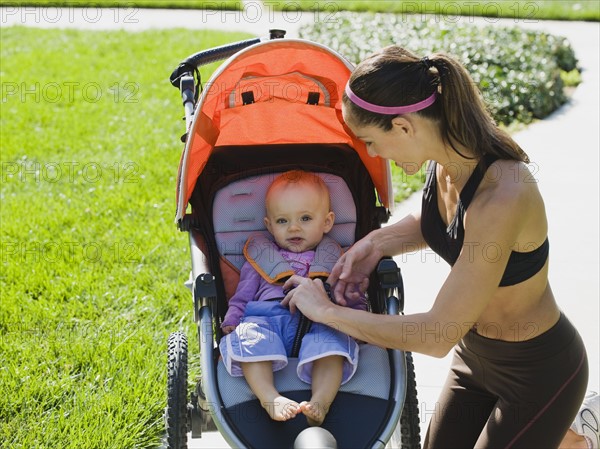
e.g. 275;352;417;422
301;216;312;222
276;218;287;224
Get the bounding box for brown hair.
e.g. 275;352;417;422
344;45;529;162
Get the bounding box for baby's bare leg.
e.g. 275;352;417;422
241;361;300;421
300;355;344;426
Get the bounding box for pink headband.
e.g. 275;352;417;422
344;83;437;115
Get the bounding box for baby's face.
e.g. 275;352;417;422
264;183;334;253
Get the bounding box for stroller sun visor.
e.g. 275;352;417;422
175;39;393;222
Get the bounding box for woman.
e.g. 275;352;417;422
281;46;590;448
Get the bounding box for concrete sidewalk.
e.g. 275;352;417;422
4;5;597;447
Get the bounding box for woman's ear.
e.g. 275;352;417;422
391;116;415;137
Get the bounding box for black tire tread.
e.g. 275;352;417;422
399;351;421;449
166;331;189;449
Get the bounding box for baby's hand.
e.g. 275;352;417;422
222;325;236;335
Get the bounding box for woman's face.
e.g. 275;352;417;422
342;106;423;175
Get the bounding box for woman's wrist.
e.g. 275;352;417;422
367;228;387;259
320;300;340;326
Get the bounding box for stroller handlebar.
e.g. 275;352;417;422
169;29;286;89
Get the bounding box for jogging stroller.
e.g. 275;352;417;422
166;30;421;449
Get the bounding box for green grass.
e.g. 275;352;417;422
391;164;427;203
0;0;241;8
1;0;598;20
0;26;252;449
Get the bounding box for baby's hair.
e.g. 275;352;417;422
266;170;331;211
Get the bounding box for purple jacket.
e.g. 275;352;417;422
221;234;365;329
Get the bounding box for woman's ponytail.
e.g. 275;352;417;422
428;52;529;162
345;46;529;163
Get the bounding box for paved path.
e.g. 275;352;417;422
4;5;597;447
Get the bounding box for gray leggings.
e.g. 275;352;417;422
424;313;588;449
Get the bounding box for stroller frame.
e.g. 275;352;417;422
165;30;421;449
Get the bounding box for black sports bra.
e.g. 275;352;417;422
421;154;549;287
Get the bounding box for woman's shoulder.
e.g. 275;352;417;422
479;158;541;205
466;157;546;240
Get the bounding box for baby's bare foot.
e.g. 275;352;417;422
263;396;300;421
299;401;327;426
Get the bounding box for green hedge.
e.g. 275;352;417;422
282;1;600;21
300;13;578;126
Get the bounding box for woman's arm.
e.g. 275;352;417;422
328;210;426;305
372;210;428;257
284;181;527;357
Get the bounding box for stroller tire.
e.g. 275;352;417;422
388;351;421;449
166;331;189;449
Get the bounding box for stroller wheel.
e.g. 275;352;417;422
388;351;421;449
294;427;337;448
166;331;189;449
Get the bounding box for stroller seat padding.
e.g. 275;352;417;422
221;392;392;449
213;172;357;271
216;343;392;409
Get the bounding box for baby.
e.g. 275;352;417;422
219;170;364;426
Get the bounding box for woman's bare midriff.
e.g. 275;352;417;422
471;265;561;342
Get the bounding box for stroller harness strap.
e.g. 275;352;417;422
242;232;342;357
243;232;342;284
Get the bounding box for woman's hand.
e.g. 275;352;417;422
327;235;383;305
281;276;334;322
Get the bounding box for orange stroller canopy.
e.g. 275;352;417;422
175;39;393;221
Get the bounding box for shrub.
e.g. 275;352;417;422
299;13;578;126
